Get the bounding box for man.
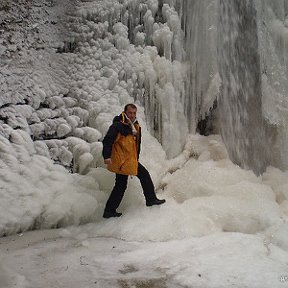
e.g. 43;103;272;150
102;103;165;218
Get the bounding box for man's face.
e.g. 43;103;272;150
125;107;137;122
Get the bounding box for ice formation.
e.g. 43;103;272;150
2;0;287;172
0;0;288;244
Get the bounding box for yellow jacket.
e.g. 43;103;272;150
102;113;141;176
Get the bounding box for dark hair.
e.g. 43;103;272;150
124;103;137;112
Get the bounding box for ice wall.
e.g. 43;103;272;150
0;0;188;170
217;0;288;173
256;0;288;170
1;0;288;238
217;0;269;174
181;0;219;132
0;0;186;235
179;0;288;174
61;0;189;158
2;0;288;175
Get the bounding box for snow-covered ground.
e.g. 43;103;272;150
1;1;288;287
1;134;288;288
1;229;288;288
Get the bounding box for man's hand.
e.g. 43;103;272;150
104;158;112;165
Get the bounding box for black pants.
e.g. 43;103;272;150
104;163;157;213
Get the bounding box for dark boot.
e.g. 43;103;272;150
146;198;166;207
103;211;122;218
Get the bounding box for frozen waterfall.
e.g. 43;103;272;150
99;0;288;174
2;0;288;174
217;0;268;175
177;0;288;174
1;0;288;236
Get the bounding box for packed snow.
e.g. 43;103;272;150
1;0;288;287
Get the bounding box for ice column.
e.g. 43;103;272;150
180;0;219;132
218;0;269;175
255;0;288;170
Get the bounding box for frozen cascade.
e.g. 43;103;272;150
7;0;286;173
1;0;288;237
2;0;288;174
256;0;288;170
180;0;219;132
177;0;288;174
0;0;189;235
0;0;288;173
217;0;269;175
